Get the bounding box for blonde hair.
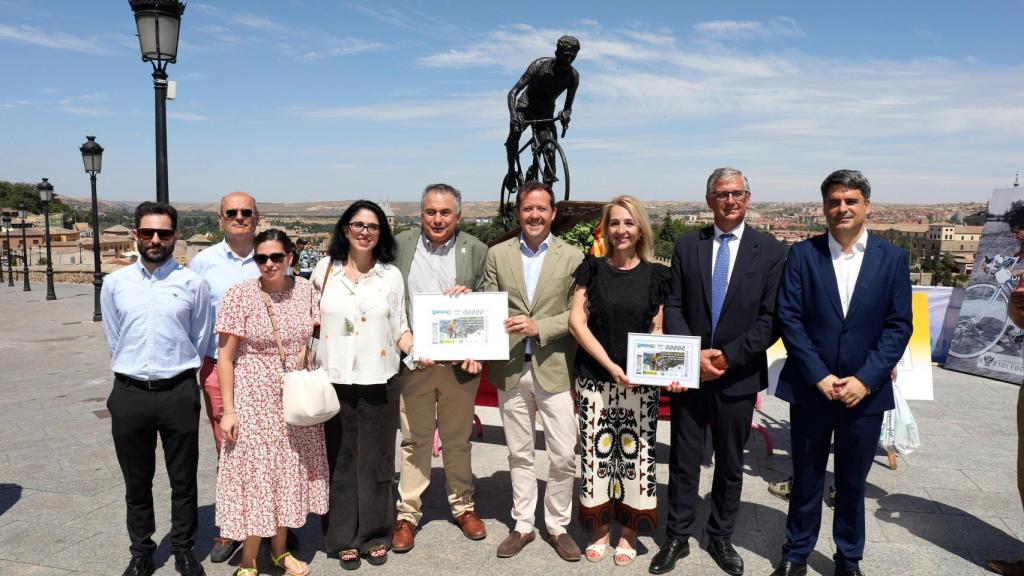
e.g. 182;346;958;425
600;195;654;261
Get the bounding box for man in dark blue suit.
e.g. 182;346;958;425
769;170;912;576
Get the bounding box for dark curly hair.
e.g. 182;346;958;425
327;200;396;264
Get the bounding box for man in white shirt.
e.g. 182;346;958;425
771;170;913;576
391;183;489;553
483;181;584;561
187;191;260;563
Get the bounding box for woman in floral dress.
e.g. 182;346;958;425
568;195;671;566
216;229;329;576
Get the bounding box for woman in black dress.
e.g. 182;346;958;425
568;195;670;566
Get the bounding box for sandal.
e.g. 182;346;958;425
339;549;360;571
365;544;388;566
585;543;609;562
271;551;309;576
233;567;258;576
613;546;637;566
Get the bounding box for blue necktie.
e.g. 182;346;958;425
711;233;734;341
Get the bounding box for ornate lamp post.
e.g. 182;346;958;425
129;0;186;203
17;203;29;292
37;178;57;301
81;136;105;321
2;215;11;287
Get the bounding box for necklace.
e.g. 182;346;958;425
346;261;374;284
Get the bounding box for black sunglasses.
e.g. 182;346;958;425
254;252;287;265
137;228;175;241
223;209;255;219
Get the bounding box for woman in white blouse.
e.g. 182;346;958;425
312;200;422;570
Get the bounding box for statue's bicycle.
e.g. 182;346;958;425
500;118;571;212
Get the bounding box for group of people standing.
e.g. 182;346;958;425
100;167;911;576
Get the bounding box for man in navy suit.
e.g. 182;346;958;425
770;170;912;576
652;167;787;576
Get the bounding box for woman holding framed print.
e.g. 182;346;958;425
568;195;671;566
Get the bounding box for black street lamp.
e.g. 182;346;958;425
129;0;186;204
37;178;57;301
0;212;5;282
81;136;105;321
2;215;11;287
17;203;29;292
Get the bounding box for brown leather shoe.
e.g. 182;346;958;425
391;519;415;553
549;532;581;562
455;510;487;540
496;530;535;558
987;558;1024;576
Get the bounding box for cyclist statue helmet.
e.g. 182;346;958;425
504;35;580;179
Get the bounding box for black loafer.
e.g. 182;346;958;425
209;537;240;563
122;555;155;576
708;537;744;575
649;538;690;574
834;566;866;576
770;560;807;576
173;550;206;576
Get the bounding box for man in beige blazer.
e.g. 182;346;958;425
391;184;490;554
484;180;584;562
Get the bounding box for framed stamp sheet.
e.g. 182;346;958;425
411;292;510;361
626;332;701;387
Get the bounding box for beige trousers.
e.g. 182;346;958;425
496;362;578;536
396;364;480;525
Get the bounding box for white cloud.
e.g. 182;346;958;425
347;3;456;33
57;97;114;117
232;13;290;33
0;24;111;54
167;111;208;122
299;39;387;60
693;17;804;39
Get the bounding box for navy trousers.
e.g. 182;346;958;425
782;401;883;572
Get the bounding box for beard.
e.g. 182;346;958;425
137;240;173;264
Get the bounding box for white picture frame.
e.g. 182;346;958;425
411;292;510;361
626;332;701;387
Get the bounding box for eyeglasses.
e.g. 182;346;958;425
137;228;175;241
223;209;255;219
254;252;287;264
707;190;748;201
347;222;381;233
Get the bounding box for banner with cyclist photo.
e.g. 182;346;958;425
945;187;1024;384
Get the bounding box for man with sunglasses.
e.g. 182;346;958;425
390;183;489;554
101;202;212;576
187;191;263;563
653;167;786;576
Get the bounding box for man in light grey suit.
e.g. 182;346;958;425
484;180;584;562
391;183;490;554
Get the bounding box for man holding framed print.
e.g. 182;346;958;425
484;180;585;562
653;167;787;576
391;183;490;553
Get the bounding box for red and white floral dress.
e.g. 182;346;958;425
214;277;329;540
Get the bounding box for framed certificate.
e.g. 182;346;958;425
411;292;510;361
626;332;701;387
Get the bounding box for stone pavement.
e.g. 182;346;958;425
0;283;1020;576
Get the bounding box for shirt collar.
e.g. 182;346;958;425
519;232;552;256
827;227;869;258
220;239;254;262
419;231;458;253
135;256;179;279
713;221;745;242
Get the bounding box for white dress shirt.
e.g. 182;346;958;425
519;233;552;354
827;227;869;317
711;221;745;284
101;257;212;381
188;240;260;359
407;232;457;316
312;257;410;385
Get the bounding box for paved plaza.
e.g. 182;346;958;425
0;283;1020;575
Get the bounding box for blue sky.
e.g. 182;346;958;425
1;1;1022;205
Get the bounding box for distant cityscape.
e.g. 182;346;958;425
0;195;988;288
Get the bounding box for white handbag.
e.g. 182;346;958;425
260;288;339;427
